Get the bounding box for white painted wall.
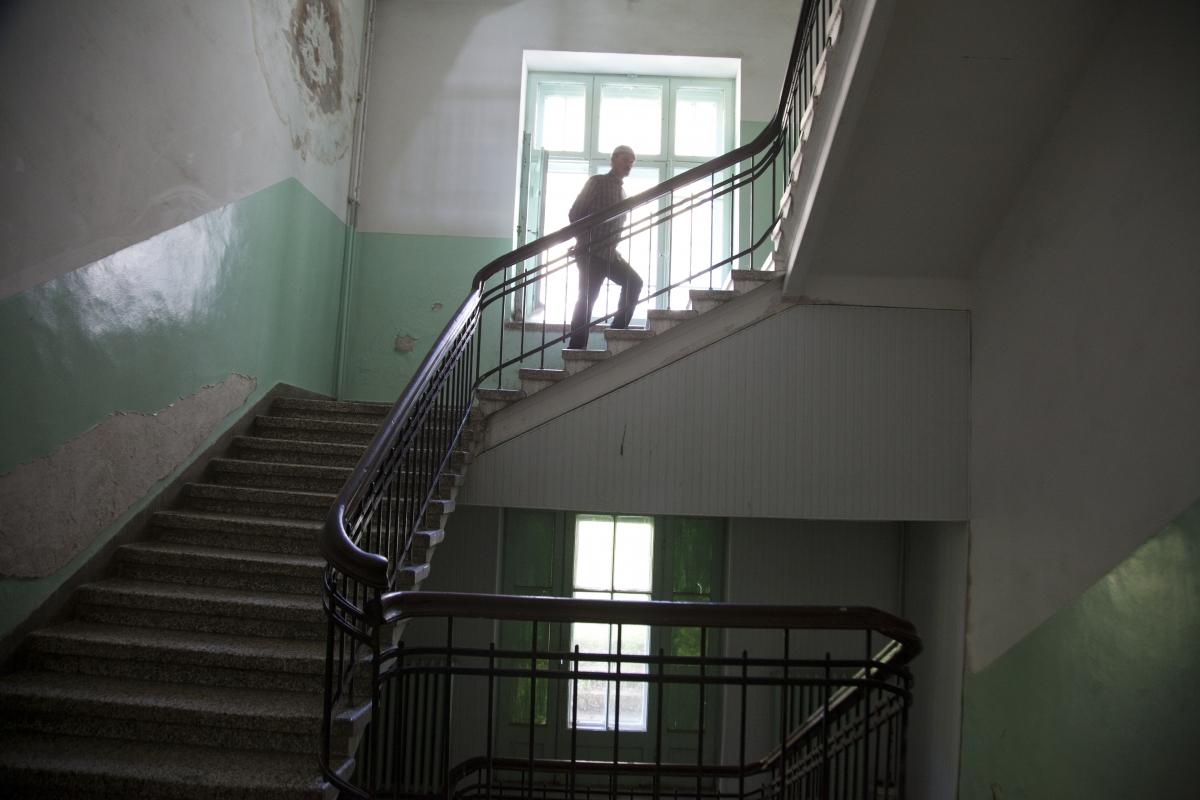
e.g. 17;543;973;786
462;304;970;521
0;0;366;299
358;0;799;238
967;0;1200;671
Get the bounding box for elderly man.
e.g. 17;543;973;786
565;144;644;350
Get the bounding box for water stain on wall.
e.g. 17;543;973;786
0;374;256;578
290;0;344;115
251;0;358;165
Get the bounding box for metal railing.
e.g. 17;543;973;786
321;0;851;792
339;592;919;799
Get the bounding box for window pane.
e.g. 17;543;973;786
669;167;731;308
536;159;591;323
674;85;726;157
574;516;614;590
672;520;716;596
613;516;654;591
537;81;587;152
598;83;662;156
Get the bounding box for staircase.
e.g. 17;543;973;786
477;262;786;419
0;395;473;799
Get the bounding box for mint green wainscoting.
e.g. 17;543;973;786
0;177;346;641
959;498;1200;799
341;232;510;402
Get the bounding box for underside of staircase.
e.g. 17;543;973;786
0;396;472;799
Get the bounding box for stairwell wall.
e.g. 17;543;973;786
966;0;1200;672
0;1;369;643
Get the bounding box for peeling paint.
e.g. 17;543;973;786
430;302;443;312
0;374;256;578
291;0;344;115
394;334;417;353
250;0;358;165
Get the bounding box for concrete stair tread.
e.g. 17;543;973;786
30;618;326;662
118;542;325;575
210;458;353;480
477;388;525;401
0;731;345;799
0;671;324;730
186;483;336;506
604;327;655;340
689;288;738;300
562;348;610;362
29;621;326;671
234;436;365;455
518;368;567;381
729;268;778;279
77;578;322;618
255;415;380;435
647;308;699;320
154;509;322;534
271;396;390;417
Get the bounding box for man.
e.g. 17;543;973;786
565;144;644;350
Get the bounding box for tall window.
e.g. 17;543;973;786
569;514;654;731
518;73;735;324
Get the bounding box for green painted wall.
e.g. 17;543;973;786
959;498;1200;798
340;232;511;401
0;177;347;641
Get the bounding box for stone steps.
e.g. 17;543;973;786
0;392;473;796
208;458;354;493
26;622;328;694
0;731;351;800
115;541;325;595
154;510;324;557
478;267;783;416
0;671;362;755
74;579;325;640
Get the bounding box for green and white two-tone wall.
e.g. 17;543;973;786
959;498;1200;798
0;0;368;645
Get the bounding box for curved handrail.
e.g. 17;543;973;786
321;287;481;588
322;0;823;587
376;590;922;662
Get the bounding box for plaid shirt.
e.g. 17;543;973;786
568;172;627;255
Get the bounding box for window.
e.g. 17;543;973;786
498;509;725;761
517;72;736;324
569;514;654;731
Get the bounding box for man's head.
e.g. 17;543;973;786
610;145;636;179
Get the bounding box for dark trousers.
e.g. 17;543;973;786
567;249;644;349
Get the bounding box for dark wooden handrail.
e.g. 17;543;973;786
376;590;921;663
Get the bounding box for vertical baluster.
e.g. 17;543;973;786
696;626;706;800
612;623;622;800
861;631;871;800
781;628;790;798
528;619;539;799
821;652;831;800
441;616;454;798
654;645;665;800
486;642;495;800
571;644;580;800
739;650;748;800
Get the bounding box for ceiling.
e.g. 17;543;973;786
800;0;1118;283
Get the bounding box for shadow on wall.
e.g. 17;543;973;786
958;496;1200;798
